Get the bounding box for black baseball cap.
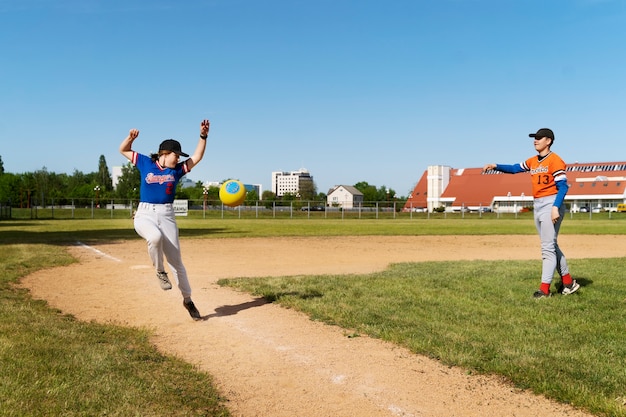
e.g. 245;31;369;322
159;139;189;157
529;128;554;142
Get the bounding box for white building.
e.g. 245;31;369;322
327;185;364;209
112;166;123;189
271;169;313;197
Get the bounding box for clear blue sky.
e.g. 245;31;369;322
2;0;625;197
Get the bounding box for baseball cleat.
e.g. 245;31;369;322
183;300;202;320
561;280;580;295
156;271;172;290
533;290;551;299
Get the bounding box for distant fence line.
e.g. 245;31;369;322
0;198;622;220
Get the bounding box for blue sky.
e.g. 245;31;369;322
1;0;625;197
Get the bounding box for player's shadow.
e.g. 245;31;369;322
575;277;593;288
204;297;268;319
555;276;593;293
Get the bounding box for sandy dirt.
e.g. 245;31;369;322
22;234;626;417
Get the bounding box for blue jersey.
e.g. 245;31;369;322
132;152;189;204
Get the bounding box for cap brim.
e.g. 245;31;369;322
175;151;190;157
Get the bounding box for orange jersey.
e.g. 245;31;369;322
520;152;567;198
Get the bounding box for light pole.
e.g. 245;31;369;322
94;185;101;208
203;187;208;218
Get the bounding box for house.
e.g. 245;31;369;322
404;162;626;213
327;185;364;209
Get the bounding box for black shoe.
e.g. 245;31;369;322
183;300;202;320
533;290;551;299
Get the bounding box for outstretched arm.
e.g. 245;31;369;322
119;129;139;161
483;163;525;174
186;119;210;170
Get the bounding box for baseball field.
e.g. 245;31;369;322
2;217;626;416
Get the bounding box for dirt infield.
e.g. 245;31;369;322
22;235;625;417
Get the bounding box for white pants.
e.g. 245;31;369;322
134;202;192;298
533;196;569;285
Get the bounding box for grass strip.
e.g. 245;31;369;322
0;217;626;244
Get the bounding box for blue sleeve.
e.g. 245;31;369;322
495;163;525;174
554;179;569;208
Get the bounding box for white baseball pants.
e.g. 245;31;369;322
133;202;192;298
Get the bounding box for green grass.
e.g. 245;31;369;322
1;215;626;244
0;242;229;417
220;258;626;417
1;217;626;416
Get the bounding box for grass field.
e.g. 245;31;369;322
1;217;625;416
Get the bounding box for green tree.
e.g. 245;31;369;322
20;172;37;207
245;189;258;203
0;173;20;202
262;190;276;200
98;155;113;192
47;172;70;205
354;181;397;202
354;181;378;202
115;162;140;200
0;155;4;175
32;168;51;206
281;192;297;202
205;185;220;201
298;179;317;201
261;190;276;209
67;170;93;198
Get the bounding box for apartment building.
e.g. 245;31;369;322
271;169;313;197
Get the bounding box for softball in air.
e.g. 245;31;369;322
219;180;247;207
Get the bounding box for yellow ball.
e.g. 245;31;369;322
219;180;247;207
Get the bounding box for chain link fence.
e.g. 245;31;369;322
1;198;623;220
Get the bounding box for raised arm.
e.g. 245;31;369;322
119;129;139;161
186;119;210;170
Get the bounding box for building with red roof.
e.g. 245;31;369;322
403;162;626;213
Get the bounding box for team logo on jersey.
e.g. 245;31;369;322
145;173;175;185
530;165;549;175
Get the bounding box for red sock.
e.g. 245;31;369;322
562;273;573;286
540;282;550;295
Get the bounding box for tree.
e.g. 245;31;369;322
98;155;113;191
261;190;276;209
46;172;70;205
33;168;51;206
354;181;378;202
262;190;276;201
0;173;19;203
204;185;220;201
0;155;4;175
115;162;140;200
245;189;258;203
298;178;317;201
354;181;397;203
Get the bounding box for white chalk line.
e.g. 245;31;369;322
75;241;122;262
